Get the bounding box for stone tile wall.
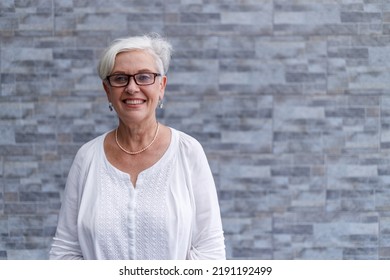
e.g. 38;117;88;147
1;0;390;259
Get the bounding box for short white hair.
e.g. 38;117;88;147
97;34;172;80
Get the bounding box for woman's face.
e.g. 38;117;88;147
103;50;167;125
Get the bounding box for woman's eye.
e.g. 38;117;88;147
114;75;128;82
137;74;152;81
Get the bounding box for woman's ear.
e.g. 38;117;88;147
103;81;111;101
159;75;167;99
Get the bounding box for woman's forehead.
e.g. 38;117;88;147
113;50;156;71
116;50;154;62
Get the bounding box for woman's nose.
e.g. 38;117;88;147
125;76;139;93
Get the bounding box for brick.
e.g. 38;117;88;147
76;14;127;31
4;160;38;178
0;126;15;145
341;12;382;23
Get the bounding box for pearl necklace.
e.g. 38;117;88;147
115;122;160;155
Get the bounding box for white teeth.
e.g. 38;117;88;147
125;99;144;105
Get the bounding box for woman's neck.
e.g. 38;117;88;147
116;119;159;152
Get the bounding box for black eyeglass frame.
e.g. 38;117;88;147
105;73;161;87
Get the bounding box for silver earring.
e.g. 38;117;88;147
109;102;113;111
158;98;164;109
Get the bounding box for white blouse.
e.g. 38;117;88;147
49;127;226;260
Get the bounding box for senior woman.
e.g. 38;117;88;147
49;34;226;260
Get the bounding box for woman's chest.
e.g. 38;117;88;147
78;162;193;259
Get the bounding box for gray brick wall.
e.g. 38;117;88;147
1;0;390;259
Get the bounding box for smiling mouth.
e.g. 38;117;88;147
123;99;145;105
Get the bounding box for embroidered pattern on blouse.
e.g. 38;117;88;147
96;167;133;259
135;157;174;260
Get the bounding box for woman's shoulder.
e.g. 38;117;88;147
170;127;205;156
65;133;108;182
73;132;107;162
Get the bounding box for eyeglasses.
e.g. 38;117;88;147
106;73;161;87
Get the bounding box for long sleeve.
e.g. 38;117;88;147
185;140;226;260
49;150;85;260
